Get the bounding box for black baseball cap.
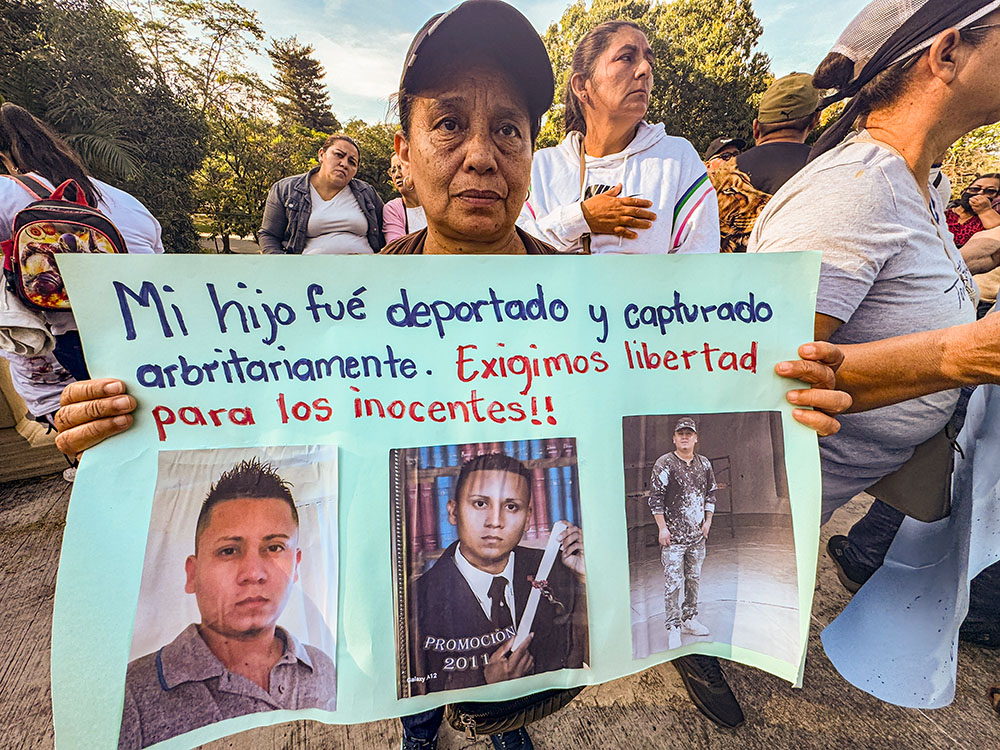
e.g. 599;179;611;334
399;0;555;125
704;136;746;161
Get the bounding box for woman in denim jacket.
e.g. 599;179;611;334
259;134;384;254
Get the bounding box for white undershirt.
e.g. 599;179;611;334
405;205;427;234
454;544;517;623
303;184;372;255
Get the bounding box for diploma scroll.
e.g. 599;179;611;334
512;520;568;651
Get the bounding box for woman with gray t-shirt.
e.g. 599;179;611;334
749;0;1000;713
259;134;384;255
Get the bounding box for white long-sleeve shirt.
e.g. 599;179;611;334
518;122;720;255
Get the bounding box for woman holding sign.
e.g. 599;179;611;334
517;21;718;255
51;1;851;746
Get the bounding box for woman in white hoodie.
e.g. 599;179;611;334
518;20;719;255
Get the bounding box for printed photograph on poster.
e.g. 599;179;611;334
391;440;590;698
623;413;799;664
120;445;338;749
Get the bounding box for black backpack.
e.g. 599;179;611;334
1;175;125;311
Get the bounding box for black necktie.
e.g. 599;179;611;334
488;576;513;630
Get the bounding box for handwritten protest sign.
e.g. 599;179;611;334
52;253;820;749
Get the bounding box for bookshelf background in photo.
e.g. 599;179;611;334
395;439;581;575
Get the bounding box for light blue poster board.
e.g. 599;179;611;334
53;253;820;748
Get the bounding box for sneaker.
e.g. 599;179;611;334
667;625;682;649
62;466;77;482
826;535;874;594
682;617;710;636
401;735;437;750
490;727;534;750
672;654;745;729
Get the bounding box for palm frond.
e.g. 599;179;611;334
63;132;141;180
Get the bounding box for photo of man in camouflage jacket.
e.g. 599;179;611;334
648;417;717;649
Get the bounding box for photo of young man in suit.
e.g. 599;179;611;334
407;452;588;695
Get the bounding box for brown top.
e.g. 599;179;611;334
379;226;556;255
975;266;1000;305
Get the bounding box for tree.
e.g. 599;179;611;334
195;98;324;252
943;124;1000;199
0;0;206;251
343;119;398;203
116;0;285;251
268;37;340;132
539;0;770;154
116;0;265;114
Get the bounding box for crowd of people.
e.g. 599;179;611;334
1;0;999;747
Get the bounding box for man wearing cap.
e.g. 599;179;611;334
735;72;821;195
704;137;746;173
648;418;717;651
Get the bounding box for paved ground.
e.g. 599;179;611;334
197;236;261;254
2;475;998;749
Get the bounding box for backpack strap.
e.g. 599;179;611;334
2;238;12;273
2;175;52;273
2;173;52;200
50;179;90;207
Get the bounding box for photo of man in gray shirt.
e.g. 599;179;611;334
119;458;336;749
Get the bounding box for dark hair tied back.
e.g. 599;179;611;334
563;20;643;135
0;103;101;206
812;52;855;91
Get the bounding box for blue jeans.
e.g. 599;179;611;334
845;499;903;571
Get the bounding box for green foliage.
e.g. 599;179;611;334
195;101;325;251
343;119;398;203
0;0;43;76
196;113;312;253
116;0;286;251
540;0;770;154
0;0;206;251
117;83;207;252
118;0;265;113
943;124;1000;199
268;36;340;133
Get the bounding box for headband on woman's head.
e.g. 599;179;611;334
810;0;1000;160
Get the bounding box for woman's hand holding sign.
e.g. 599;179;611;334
54;378;136;458
775;341;852;437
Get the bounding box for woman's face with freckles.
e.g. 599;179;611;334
397;66;533;246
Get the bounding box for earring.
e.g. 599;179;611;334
402;176;414;192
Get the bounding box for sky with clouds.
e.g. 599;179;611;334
240;0;870;123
